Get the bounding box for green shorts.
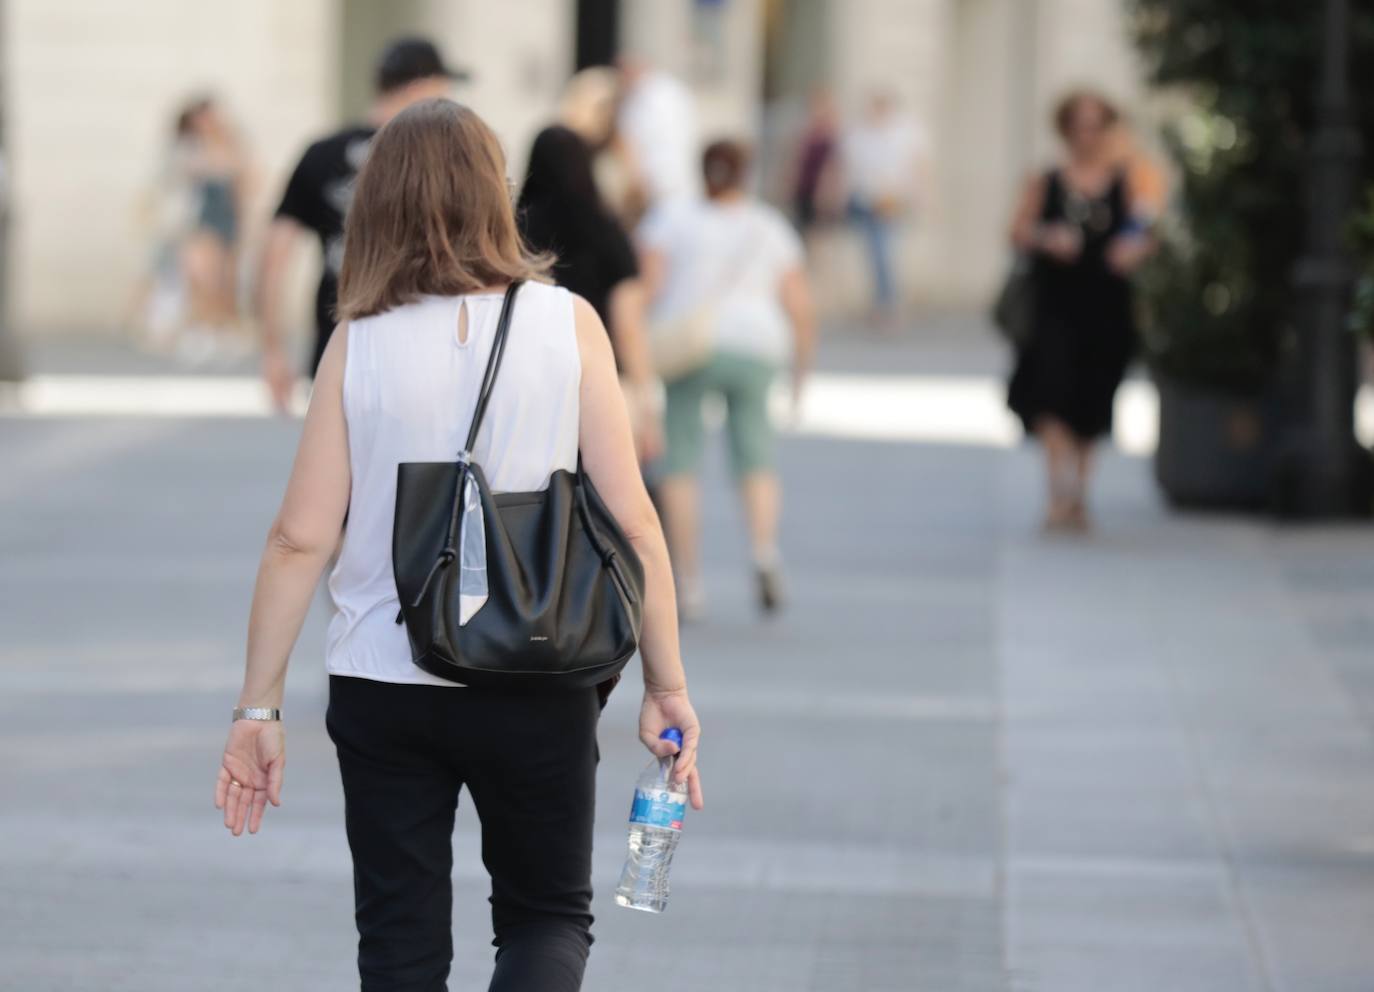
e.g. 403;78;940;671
663;352;778;478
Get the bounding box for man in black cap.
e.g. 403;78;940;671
257;37;469;409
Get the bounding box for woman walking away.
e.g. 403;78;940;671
1007;90;1156;532
640;140;816;619
518;124;662;458
791;87;843;248
213;100;702;992
172;96;253;360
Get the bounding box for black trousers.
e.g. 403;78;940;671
326;675;601;991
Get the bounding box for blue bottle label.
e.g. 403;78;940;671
629;787;686;830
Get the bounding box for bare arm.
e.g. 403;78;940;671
779;265;816;409
606;277;654;387
256;217;304;412
1009;173;1047;252
574;295;703;808
215;324;351;835
1106;168;1161;276
637;246;667;305
240;324;350;706
606;277;664;460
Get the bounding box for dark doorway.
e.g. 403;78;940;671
576;0;619;70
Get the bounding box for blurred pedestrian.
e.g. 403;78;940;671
640;140;816;618
559;66;648;225
616;55;699;209
790;87;844;246
215;99;703;991
1007;90;1157;532
163;96;253;362
517;124;662;458
842;91;926;326
256;37;467;411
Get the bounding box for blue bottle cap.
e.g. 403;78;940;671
659;727;684;749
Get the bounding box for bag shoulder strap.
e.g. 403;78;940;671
462;281;523;457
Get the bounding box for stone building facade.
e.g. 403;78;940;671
4;0;1146;334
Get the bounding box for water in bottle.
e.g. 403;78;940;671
614;727;688;913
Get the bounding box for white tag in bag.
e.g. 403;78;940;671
457;471;488;625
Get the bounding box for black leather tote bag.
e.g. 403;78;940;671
992;253;1036;348
392;282;645;690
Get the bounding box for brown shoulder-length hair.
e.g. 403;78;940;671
1053;88;1121;138
337;99;550;321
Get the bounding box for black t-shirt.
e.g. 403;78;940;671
275;125;377;370
518;200;638;327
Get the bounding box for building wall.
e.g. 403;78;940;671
417;0;574;174
4;0;1148;333
622;0;764;141
5;0;338;333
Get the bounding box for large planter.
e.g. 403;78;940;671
1153;373;1284;510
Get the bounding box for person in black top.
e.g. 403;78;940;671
1007;90;1157;532
256;38;468;410
517;124;661;457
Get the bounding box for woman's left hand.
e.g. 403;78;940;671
214;719;285;836
1105;233;1153;276
639;688;704;811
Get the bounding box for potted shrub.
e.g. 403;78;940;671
1129;1;1374;508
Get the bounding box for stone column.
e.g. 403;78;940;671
621;0;764;140
416;0;574;172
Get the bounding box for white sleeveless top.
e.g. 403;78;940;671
325;283;580;685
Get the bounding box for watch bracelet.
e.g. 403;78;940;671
232;706;282;722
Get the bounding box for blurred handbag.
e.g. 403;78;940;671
648;305;715;380
992;254;1036;347
392;282;645;690
648;220;762;380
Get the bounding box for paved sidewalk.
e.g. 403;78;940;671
1;327;1372;991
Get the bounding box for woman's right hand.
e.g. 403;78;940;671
639;687;704;811
215;718;285;836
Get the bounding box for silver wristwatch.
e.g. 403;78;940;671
232;706;282;722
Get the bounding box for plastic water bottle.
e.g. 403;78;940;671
614;727;688;913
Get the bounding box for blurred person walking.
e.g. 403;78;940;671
1007;90;1156;532
616;56;699;209
256;37;466;411
517;124;662;458
151;96;253;362
842;91;926;327
559;66;647;225
790;87;844;246
639;140;816;618
214;100;703;991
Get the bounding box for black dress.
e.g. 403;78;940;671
519;200;638;326
1008;168;1136;440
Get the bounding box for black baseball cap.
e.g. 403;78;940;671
375;37;470;93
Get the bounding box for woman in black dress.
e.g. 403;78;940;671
1008;91;1156;531
518;125;661;457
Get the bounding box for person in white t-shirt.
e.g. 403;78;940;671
639;140;816;618
617;56;700;207
842;91;927;324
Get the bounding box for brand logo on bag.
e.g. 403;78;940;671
529;635;549;642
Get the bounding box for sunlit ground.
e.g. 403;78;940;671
5;373;1372;457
